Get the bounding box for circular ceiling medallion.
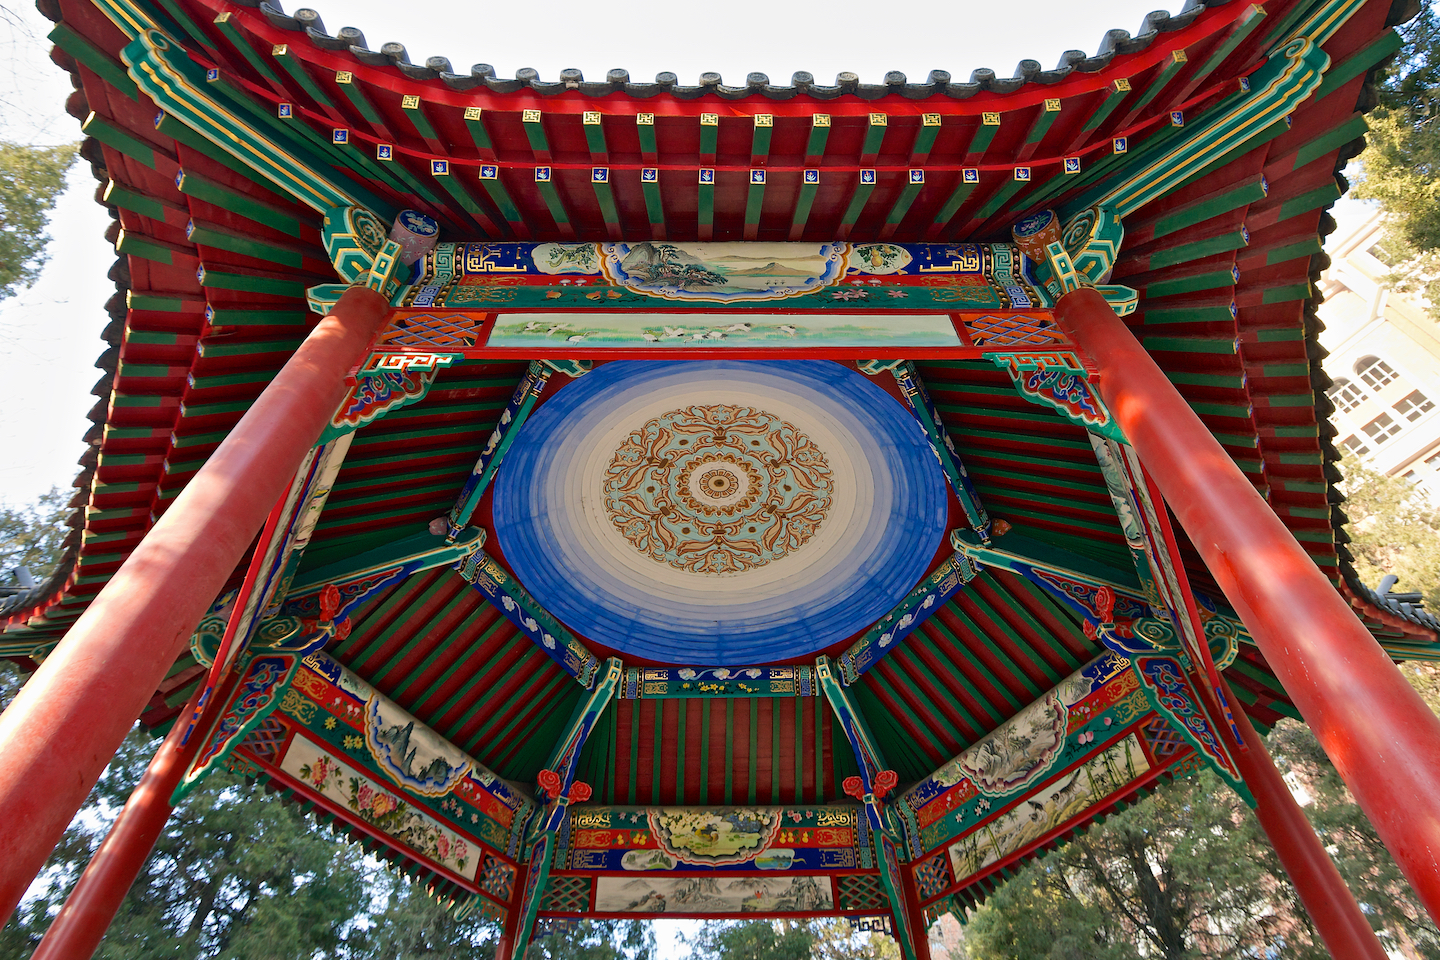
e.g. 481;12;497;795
604;404;833;574
492;360;948;664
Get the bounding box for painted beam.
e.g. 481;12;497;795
445;361;553;538
453;550;602;688
878;360;990;539
835;551;980;685
816;657;921;960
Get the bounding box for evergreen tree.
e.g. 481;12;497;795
1352;3;1440;304
1338;450;1440;610
0;141;76;301
961;724;1440;960
0;485;70;590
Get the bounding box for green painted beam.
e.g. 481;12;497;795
803;114;831;164
270;43;336;110
48;23;137;99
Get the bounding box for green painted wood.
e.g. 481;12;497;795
814;695;825;800
401;100;440;141
962;118;1000;163
1316;29;1403;100
641;178;665;229
748;698;759;805
398;613;507;705
197;266;306;297
82;112;156;167
1148;229;1250;269
724;699;735;804
536;179;570;227
583;117;609;157
885;180;924;226
771;699;782;804
608;706;619;804
1023;101;1061;145
1150;176;1268;238
653;701;664;804
864;664;959;760
210;14;284;86
187;220;304;266
1124;51;1190;121
699;119;718;158
906;629;995;733
1265;236;1322;265
790;179;819;234
345;575;452;665
926;613;1023;711
1192;4;1266;83
461;669;570;758
794;700;804;804
335;73;385;127
860;115;887;158
698;181;715;232
1079;81;1132;133
371;591;470;681
49;23;138;98
964;589;1059;685
636;117;658;156
629;701;641;804
838;177;875;230
744;181;766;229
931;179;978;229
1278;182;1342;220
116;230;173;264
1292;114;1369;171
1143;267;1239;298
909;118;941;161
676;699;687;803
271;44;336;109
973;175;1032;222
592;180;622;230
700;700;711;801
804;117;830;161
203;306;306;326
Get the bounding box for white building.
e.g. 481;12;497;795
1316;208;1440;503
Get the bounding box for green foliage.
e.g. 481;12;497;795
0;485;69;586
686;920;814;960
1338;451;1440;610
961;723;1440;960
0;141;76;300
1354;4;1440;303
527;919;654;960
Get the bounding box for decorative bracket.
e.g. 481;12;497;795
817;656;922;960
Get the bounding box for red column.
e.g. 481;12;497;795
30;684;215;960
1054;286;1440;920
1211;678;1387;957
0;286;390;921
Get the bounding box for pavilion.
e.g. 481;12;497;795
2;0;1439;956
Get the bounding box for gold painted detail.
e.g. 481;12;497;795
603;404;833;574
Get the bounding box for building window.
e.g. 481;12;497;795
1362;413;1403;445
1356;356;1399;390
1327;377;1367;413
1394;390;1434;422
1342;435;1371;456
1427;452;1440;470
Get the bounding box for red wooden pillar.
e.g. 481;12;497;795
1053;286;1440;921
30;683;216;960
899;863;934;960
0;286;391;922
1212;677;1387;958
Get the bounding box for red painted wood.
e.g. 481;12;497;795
1055;285;1440;923
30;687;208;960
1215;679;1388;959
0;285;391;921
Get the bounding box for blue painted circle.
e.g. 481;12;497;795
492;360;947;663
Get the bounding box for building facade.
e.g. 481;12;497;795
1319;208;1440;501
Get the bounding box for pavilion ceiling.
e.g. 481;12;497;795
0;0;1434;920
